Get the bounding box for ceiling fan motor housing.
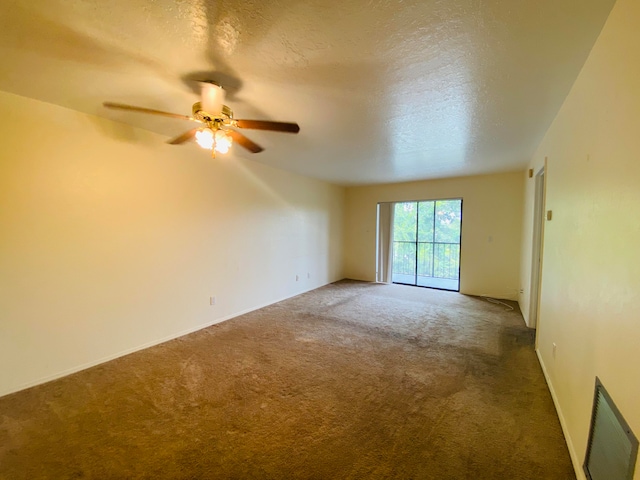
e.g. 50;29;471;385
192;102;233;124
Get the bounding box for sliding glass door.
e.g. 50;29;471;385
392;199;462;291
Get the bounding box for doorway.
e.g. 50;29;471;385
529;168;545;328
391;199;462;291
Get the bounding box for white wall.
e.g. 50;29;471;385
519;0;640;477
344;172;524;298
0;91;344;397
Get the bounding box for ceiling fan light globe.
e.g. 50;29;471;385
195;128;215;150
214;130;233;154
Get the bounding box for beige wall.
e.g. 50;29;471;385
519;0;640;477
0;91;344;397
344;172;524;298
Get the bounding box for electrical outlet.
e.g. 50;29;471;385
295;275;299;282
552;343;557;359
519;288;524;294
210;296;216;306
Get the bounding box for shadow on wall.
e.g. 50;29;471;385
88;114;143;144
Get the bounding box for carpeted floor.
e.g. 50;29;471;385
0;280;574;479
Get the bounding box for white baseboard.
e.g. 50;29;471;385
536;348;585;480
1;281;337;399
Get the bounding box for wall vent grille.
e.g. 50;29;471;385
583;377;638;480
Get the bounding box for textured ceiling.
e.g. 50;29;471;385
0;0;615;185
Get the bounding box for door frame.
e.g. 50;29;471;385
529;167;546;329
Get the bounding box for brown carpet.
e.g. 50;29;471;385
0;280;574;479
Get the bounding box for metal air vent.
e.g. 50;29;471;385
583;377;638;480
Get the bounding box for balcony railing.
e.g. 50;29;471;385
392;241;460;280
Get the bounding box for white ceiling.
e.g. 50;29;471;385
0;0;615;185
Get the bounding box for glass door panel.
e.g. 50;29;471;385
392;199;462;291
392;202;418;285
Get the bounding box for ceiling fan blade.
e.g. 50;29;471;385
235;119;300;134
103;102;194;121
227;130;264;153
167;128;200;145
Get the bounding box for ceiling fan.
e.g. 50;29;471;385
103;81;300;157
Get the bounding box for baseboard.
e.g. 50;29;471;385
1;281;336;399
536;348;585;480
